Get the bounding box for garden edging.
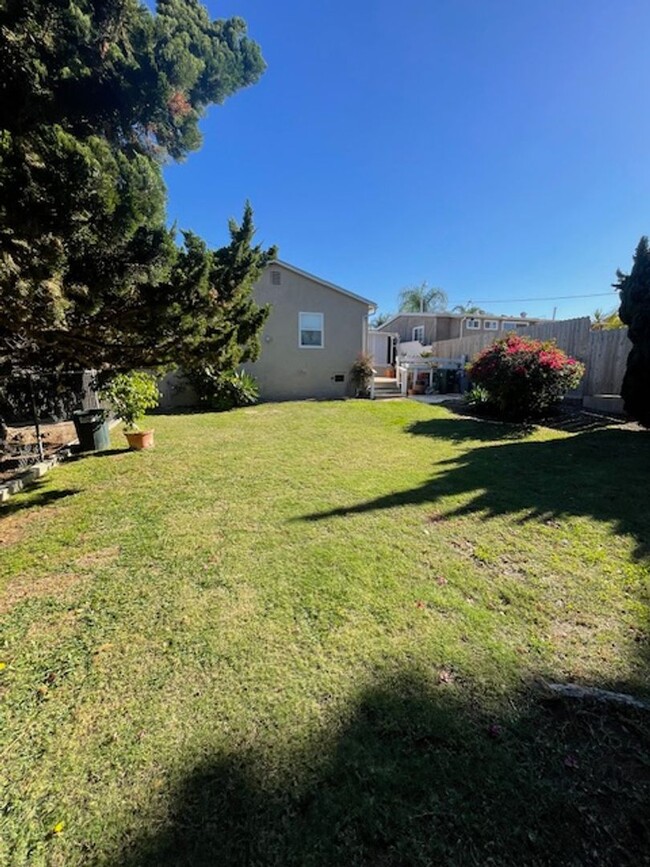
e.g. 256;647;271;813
0;419;120;503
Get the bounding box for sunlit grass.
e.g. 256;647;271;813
1;401;648;865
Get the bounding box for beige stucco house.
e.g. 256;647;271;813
377;312;543;346
244;261;376;401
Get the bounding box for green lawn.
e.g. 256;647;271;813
1;400;649;866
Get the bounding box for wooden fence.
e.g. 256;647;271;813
583;328;632;396
426;317;631;397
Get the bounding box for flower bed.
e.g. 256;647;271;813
467;334;585;420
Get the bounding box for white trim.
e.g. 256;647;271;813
272;260;376;310
483;319;499;330
299;311;324;349
466;318;482;330
412;325;425;342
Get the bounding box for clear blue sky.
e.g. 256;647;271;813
160;0;650;320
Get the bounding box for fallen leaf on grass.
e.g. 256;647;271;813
415;600;426;609
436;576;448;586
438;668;455;684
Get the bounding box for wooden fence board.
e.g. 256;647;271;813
425;318;630;398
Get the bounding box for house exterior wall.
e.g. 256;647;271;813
436;317;461;340
377;314;461;344
378;314;540;344
245;264;370;401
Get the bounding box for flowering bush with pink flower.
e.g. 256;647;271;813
467;334;585;419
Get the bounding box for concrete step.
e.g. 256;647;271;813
373;386;402;399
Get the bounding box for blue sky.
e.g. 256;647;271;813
160;0;650;320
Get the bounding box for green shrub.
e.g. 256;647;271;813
189;368;260;411
464;384;491;409
98;371;160;430
467;335;584;420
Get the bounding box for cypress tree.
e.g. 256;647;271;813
616;236;650;426
0;0;274;376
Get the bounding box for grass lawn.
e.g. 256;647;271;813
1;400;649;866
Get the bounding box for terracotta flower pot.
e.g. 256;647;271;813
124;430;154;450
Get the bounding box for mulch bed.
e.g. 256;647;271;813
440;398;642;433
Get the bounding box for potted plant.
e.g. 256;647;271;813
350;353;374;398
98;371;160;449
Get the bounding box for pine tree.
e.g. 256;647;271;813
616;236;650;426
0;0;273;376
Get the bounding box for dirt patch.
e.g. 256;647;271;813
0;514;29;547
0;571;85;616
74;546;120;570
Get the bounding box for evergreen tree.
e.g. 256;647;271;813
0;0;273;376
616;236;650;426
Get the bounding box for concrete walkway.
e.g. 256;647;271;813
408;394;464;405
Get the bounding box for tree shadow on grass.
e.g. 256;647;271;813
0;483;79;518
109;671;650;867
67;447;130;462
441;403;631;436
301;423;650;561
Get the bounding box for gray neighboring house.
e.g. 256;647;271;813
377;311;543;347
244;261;376;401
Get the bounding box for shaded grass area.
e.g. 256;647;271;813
0;401;649;865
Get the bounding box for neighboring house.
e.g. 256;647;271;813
377;312;543;346
245;261;376;401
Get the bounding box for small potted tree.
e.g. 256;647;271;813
99;371;160;449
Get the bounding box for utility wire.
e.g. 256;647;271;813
467;290;618;304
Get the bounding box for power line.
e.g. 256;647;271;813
467;290;618;304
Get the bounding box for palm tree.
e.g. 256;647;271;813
592;308;624;330
452;300;486;314
371;311;391;328
398;281;447;313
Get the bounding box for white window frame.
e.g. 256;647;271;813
466;318;481;330
299;312;324;349
501;321;517;331
412;325;425;343
483;319;499;331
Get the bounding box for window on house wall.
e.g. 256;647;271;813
412;325;425;342
466;318;481;330
270;270;281;285
483;320;499;330
502;321;516;331
299;312;324;348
